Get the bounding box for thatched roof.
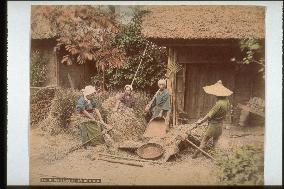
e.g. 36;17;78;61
142;6;265;40
31;6;57;39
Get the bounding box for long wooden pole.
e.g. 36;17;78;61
185;139;216;161
94;156;144;167
131;44;148;87
98;153;162;164
66;137;96;153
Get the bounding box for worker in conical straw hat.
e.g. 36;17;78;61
192;80;233;159
76;85;110;149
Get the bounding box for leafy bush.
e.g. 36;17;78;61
235;39;265;79
30;50;48;87
95;8;167;94
214;145;264;185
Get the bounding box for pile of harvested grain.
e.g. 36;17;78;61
30;87;56;127
108;108;146;142
132;92;151;120
101;94;120;112
39;88;80;135
102;94;146;142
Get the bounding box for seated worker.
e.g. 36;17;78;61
145;79;171;128
192;80;232;158
76;85;109;148
113;84;136;111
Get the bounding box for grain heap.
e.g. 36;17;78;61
30;87;56;127
102;94;146;143
39;88;80;135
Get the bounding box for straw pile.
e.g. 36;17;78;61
39;88;80;135
30;87;56;127
101;94;147;143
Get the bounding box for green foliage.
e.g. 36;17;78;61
33;6;124;67
214;145;264;185
97;9;167;94
238;38;265;78
30;50;48;87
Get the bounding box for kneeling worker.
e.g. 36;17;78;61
76;85;110;148
113;84;136;111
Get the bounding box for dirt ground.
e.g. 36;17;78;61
30;124;264;186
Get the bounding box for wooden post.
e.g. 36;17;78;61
55;50;59;87
166;48;179;127
172;49;178;127
167;48;175;127
67;72;74;89
166;48;173;94
172;74;177;126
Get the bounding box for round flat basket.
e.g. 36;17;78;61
136;143;164;160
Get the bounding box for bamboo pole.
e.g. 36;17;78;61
185;139;216;161
66;135;98;154
30;85;58;89
131;44;148;87
98;153;162;164
94;156;144;167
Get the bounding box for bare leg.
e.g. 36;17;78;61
192;135;211;158
212;127;222;148
212;137;219;149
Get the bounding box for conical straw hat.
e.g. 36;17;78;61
203;80;233;96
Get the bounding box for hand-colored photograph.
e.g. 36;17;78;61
29;5;265;185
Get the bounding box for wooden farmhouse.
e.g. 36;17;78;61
142;6;265;124
31;6;96;89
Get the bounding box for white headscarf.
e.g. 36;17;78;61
158;79;167;86
81;85;96;104
124;84;133;91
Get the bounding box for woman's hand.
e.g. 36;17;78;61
195;119;203;125
158;111;163;118
91;118;97;122
195;115;209;125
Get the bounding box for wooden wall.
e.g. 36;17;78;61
183;63;236;119
31;38;97;89
173;44;264;123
